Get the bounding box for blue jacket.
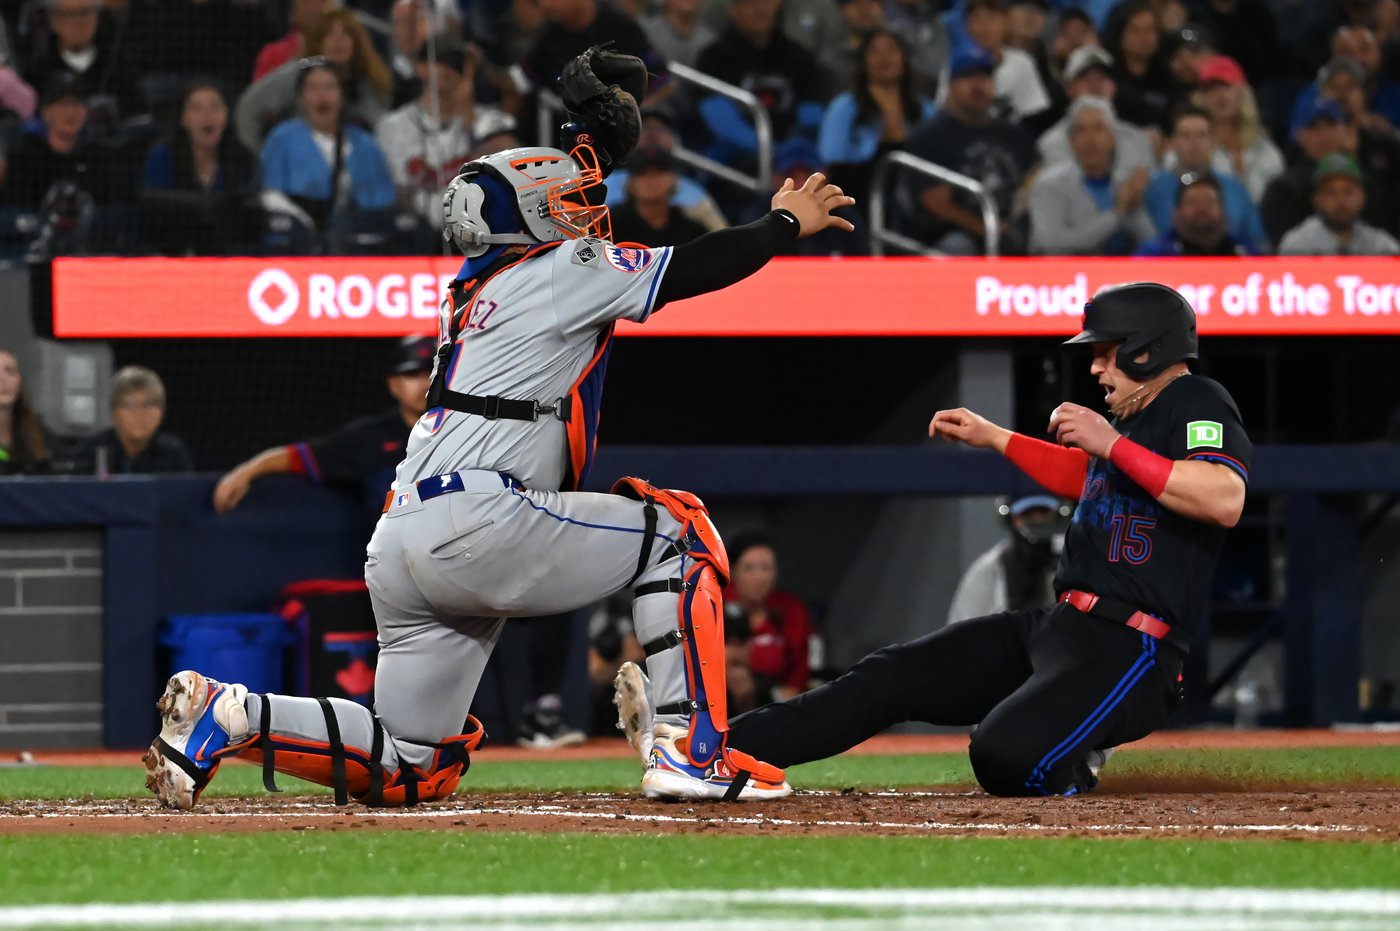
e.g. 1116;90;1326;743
260;118;394;210
817;93;938;165
1146;170;1269;252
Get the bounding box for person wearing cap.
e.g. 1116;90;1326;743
937;0;1052;130
0;73;108;212
376;34;518;231
609;143;710;246
1311;55;1400;193
1327;25;1400;134
1029;97;1156;255
906;46;1035;254
947;494;1069;624
20;0;142;123
213;336;438;522
1035;45;1156;172
1147;104;1266;252
1261;93;1354;245
695;0;825;167
1190;53;1282;201
1277;154;1400;256
1134;171;1254;256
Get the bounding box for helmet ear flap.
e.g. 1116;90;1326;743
442;170;492;258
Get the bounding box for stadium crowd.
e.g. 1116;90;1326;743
0;0;1396;259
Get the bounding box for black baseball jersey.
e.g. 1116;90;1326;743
1056;375;1253;638
289;408;410;523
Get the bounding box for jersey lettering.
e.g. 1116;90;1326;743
1108;515;1156;564
463;299;501;332
604;244;654;273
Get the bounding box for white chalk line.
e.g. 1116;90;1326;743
2;888;1400;929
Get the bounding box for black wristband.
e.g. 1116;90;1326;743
770;209;801;240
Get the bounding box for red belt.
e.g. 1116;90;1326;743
1058;589;1173;641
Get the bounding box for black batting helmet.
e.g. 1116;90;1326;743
1062;282;1197;382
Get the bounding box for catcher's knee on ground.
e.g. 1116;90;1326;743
233;694;484;807
968;723;1094;797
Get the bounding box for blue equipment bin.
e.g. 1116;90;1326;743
160;614;295;695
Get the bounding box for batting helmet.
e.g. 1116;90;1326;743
441;145;608;257
1062;282;1197;382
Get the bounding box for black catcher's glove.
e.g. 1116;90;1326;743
558;43;647;175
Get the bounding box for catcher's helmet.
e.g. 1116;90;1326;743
442;145;609;257
1062;282;1197;382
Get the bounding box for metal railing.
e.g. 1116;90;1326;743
868;151;1001;257
538;62;773;193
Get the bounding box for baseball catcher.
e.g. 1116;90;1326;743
143;48;855;809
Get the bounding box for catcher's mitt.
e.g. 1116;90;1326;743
558;43;647;174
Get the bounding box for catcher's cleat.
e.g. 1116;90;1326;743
643;724;792;802
612;661;655;763
142;671;249;810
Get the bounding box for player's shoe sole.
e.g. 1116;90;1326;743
141;670;249;810
612;662;654;763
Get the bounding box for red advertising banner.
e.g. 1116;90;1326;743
52;255;1400;338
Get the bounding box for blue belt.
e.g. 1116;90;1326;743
383;471;522;512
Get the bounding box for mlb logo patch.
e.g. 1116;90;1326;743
395;493;410;508
605;244;653;273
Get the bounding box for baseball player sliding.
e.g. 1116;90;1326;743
143;47;855;809
620;282;1254;796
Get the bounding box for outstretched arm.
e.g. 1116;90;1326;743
653;173;855;308
930;408;1089;500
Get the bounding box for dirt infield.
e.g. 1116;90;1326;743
4;731;1398;841
1;786;1396;841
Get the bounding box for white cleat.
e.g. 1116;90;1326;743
141;671;250;810
643;724;793;801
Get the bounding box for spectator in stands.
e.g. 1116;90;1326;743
126;0;273;102
1262;94;1349;244
1103;0;1175;129
1049;8;1099;78
608;143;709;245
1007;0;1068;122
387;0;475;108
376;35;517;231
259;58;395;229
143;81;257;195
698;0;846;64
0;347;52;476
1187;0;1284;86
1158;25;1213;98
236;8;394;152
1316;56;1400;204
1029;97;1155;255
1277;153;1400;256
1134;170;1254;256
818;28;937;213
1035;45;1156;172
947;494;1067;624
20;0;141;122
213;336;436;521
254;0;335;81
1147;104;1266;252
642;0;718;69
722;532;812;711
939;0;1052;131
1327;25;1400;131
0;43;36;123
72;366;193;474
525;0;668;104
906;48;1035;255
1;74;107;212
695;0;824;167
830;0;886;91
872;0;947;95
602;111;728;231
1192;54;1284;202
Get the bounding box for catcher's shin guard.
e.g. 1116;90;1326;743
230;696;485;807
613;477;785;795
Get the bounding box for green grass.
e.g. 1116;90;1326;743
2;746;1397;801
2;833;1398;905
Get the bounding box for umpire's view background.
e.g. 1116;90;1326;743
2;0;1400;923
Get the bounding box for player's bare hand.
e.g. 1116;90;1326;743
929;407;1010;451
771;172;857;237
212;470;252;514
1048;403;1120;458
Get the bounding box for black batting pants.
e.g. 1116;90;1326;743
727;603;1185;796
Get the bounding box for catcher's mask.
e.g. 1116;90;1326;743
1062;282;1198;382
442;145;609;257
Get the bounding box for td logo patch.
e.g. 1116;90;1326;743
1186;421;1223;449
604;244;653;273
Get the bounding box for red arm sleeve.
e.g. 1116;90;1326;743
1004;433;1090;500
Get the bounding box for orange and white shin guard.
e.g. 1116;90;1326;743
614;477;786;797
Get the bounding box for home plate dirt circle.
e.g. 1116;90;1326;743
2;786;1396;840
